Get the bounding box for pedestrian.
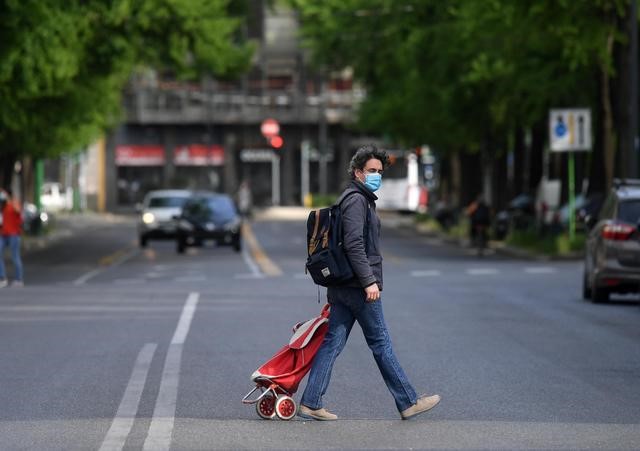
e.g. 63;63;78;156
467;195;491;248
237;180;253;218
0;188;24;288
298;144;441;421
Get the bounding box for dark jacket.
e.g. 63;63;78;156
334;180;383;290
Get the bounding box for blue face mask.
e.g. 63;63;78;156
364;173;382;192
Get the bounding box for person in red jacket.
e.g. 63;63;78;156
0;188;24;287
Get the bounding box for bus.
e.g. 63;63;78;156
376;148;430;213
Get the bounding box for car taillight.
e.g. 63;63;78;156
602;223;635;241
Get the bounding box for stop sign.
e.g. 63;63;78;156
260;118;280;138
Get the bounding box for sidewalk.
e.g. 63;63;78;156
413;219;584;261
22;212;134;254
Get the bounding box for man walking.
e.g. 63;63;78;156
0;188;24;287
298;145;441;421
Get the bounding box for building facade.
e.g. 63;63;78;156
104;2;368;211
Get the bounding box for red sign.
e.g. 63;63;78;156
260;118;280;138
173;145;225;166
115;145;165;166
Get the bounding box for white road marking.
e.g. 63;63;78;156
467;268;500;276
241;244;263;278
524;266;556;274
99;343;157;451
174;275;207;283
73;248;139;285
143;292;199;451
113;278;146;285
234;273;265;279
410;270;442;277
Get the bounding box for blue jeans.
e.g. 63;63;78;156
0;235;23;282
301;287;417;412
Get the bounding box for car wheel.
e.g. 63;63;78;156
582;270;592;300
177;239;186;254
233;237;242;252
591;280;609;303
139;236;148;248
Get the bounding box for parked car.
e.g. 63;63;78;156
41;182;72;212
494;193;535;239
583;179;640;302
558;193;604;231
137;190;191;247
175;192;242;253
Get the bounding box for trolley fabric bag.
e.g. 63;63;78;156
305;191;367;287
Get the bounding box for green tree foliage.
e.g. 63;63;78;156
0;0;253;179
292;0;632;192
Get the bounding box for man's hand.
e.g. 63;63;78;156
364;283;380;302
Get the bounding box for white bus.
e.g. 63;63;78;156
376;149;429;213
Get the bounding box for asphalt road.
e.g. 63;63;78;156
1;210;639;450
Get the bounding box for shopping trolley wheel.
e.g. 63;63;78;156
275;395;297;420
256;393;276;419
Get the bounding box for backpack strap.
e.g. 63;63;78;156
308;209;322;255
336;190;370;254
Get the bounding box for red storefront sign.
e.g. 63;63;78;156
115;145;165;166
173;145;225;166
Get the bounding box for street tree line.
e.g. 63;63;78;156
291;0;637;209
0;0;253;190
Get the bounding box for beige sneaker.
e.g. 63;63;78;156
12;281;24;288
0;279;7;288
400;394;441;420
298;405;338;421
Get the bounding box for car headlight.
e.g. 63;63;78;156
142;212;156;224
40;212;49;223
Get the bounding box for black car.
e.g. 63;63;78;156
175;193;242;253
583;179;640;302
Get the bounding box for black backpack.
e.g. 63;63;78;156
305;192;367;287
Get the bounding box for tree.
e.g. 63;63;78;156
0;0;253;188
291;0;634;206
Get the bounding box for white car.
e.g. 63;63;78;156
137;190;191;247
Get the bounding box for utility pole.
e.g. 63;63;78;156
630;0;639;178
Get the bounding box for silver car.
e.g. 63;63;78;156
583;179;640;302
137;190;191;247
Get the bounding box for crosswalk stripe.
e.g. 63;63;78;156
410;270;442;277
467;268;500;275
524;267;556;274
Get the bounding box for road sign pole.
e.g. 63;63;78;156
568;152;576;242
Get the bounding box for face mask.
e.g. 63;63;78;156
363;173;382;192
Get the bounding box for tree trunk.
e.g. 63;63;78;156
602;33;616;190
0;152;17;189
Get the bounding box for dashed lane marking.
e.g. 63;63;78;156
410;270;442;277
524;266;557;274
73;248;140;285
467;268;500;276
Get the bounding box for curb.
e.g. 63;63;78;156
412;221;584;261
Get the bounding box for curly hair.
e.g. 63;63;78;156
348;144;390;178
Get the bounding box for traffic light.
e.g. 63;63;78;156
269;135;283;149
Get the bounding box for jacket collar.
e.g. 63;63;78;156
347;179;378;202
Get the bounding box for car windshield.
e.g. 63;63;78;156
185;196;237;222
148;196;187;208
618;200;640;224
207;197;237;222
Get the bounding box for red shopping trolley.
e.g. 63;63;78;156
242;304;330;420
